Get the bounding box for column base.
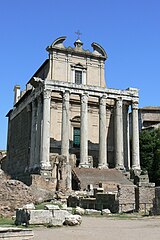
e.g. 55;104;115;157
28;164;40;174
132;165;141;170
40;169;52;178
79;163;89;168
98;164;108;169
40;162;52;170
116;164;125;171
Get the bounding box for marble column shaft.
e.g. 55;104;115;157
123;104;130;170
99;95;108;168
61;91;70;162
80;93;88;167
132;101;140;169
41;89;51;169
115;99;124;169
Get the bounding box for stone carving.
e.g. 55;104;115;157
43;89;51;99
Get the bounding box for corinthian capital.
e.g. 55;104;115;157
81;93;88;104
132;101;138;110
43;89;51;99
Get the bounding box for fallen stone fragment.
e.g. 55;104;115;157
64;214;82;226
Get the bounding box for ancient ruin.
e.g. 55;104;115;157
2;36;157;215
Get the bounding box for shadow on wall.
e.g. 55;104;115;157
50;138;114;168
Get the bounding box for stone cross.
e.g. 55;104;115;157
75;30;82;39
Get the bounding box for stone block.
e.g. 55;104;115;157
29;210;53;225
75;207;85;215
52;209;71;222
23;203;35;210
85;209;101;215
64;214;82;226
101;209;111;215
44;204;60;210
0;227;33;240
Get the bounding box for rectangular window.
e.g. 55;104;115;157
75;70;82;84
73;127;80;147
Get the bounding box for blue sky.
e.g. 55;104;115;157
1;0;160;149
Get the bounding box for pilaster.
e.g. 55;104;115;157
29;100;37;171
34;95;42;170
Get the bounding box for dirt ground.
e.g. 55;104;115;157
33;216;160;240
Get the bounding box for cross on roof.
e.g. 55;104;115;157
75;30;82;40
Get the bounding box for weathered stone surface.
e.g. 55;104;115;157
118;185;136;213
101;209;111;215
75;207;85;215
52;209;71;221
64;214;82;226
44;204;60;210
135;185;155;213
29;210;53;225
23;203;35;210
0;179;35;217
0;227;33;239
30;175;55;203
85;209;101;215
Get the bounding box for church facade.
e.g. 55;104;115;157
5;36;141;187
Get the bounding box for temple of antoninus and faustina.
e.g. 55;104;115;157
4;36;141;188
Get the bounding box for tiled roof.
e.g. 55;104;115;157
72;168;133;190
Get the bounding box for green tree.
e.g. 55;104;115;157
139;128;160;186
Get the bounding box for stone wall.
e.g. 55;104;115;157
30;174;56;203
4;106;31;178
0;179;35;217
118;185;136;213
135;185;155;213
153;187;160;215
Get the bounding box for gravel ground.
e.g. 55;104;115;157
33;216;160;240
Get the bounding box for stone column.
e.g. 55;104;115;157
61;90;70;162
41;89;52;170
98;95;108;168
123;104;130;170
79;93;88;167
132;101;141;169
35;95;42;169
115;99;124;170
29;100;37;171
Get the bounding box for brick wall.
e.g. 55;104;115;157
4;107;31;178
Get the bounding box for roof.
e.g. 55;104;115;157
46;36;107;60
27;59;49;85
72;168;133;190
139;106;160;111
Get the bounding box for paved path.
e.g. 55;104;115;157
33;216;160;240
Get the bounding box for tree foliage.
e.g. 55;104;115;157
139;128;160;185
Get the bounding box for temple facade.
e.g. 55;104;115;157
5;36;141;187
